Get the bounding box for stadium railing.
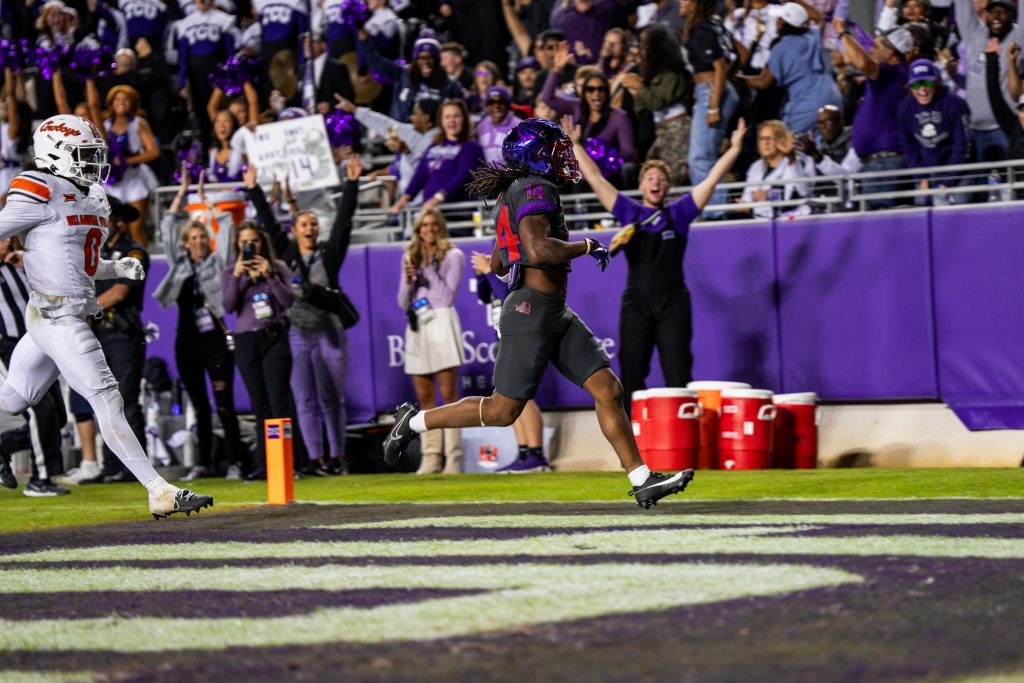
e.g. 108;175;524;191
148;158;1024;252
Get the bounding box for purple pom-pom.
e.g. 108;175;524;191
172;141;206;185
324;110;358;148
210;54;261;98
0;39;30;72
105;133;130;185
340;0;370;29
35;45;75;81
70;42;118;79
584;137;623;177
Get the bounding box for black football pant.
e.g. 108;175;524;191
0;337;67;482
618;288;694;418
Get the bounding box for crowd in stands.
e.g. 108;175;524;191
3;0;1024;229
7;0;1024;487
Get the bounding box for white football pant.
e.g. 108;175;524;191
0;305;161;487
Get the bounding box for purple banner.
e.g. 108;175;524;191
138;207;1017;430
931;205;1024;429
775;209;938;399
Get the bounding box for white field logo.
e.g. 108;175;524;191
1;513;1023;652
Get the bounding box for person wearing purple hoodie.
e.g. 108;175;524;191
896;58;970;205
390;99;485;215
476;85;519;167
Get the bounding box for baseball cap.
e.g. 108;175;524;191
486;85;512;103
986;0;1016;12
884;27;914;55
769;2;809;28
907;58;939;84
517;56;540;71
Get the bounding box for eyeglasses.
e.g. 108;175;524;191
486;99;507;106
584;85;608;93
475;69;492;77
910;80;934;90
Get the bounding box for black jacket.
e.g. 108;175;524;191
249;179;359;288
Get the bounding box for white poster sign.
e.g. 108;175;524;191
248;115;340;192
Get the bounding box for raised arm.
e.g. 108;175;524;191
690;119;746;210
834;18;880;80
326;158;363;270
243;165;289;255
502;0;533;57
3;69;18;141
986;43;1018;135
567;122;619;212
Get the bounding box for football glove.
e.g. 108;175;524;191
114;257;145;281
585;238;609;272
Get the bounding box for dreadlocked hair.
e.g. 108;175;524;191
466;162;533;199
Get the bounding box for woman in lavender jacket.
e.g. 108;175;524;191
389;99;485;215
221;223;295;480
397;209;466;474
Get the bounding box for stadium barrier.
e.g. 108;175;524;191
141;200;1024;432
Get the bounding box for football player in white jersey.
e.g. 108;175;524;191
0;114;213;519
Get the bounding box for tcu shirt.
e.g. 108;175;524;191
0;171;111;307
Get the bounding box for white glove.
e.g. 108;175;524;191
114;256;145;281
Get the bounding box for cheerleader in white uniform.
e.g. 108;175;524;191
102;85;159;245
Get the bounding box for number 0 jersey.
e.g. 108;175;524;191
493;176;571;286
0;171;111;313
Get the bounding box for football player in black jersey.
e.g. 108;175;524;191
384;118;693;508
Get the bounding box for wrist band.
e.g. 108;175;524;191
708;108;719;113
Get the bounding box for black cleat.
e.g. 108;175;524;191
630;469;695;509
382;403;419;468
0;454;15;489
150;487;214;520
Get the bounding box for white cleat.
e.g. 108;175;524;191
149;483;214;520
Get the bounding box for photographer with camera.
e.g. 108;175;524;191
72;198;150;485
397;208;465;475
245;161;362;476
221;220;295;481
153;167;243;481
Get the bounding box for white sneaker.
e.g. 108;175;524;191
148;481;214;520
225;464;241;480
181;465;209;481
56;460;101;485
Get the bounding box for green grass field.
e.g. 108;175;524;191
1;468;1023;532
3;469;1023;682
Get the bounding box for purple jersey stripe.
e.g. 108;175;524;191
516;201;557;223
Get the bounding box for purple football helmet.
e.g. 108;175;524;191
501;118;581;184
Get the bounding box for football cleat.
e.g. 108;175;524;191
496;452;552;474
150;486;214;520
23;480;70;497
382;403;419;468
630;469;695;509
0;454;16;489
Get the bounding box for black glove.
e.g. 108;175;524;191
585;238;609;272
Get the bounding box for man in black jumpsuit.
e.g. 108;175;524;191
572;119;749;416
383;118;696;508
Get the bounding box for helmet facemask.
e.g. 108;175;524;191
551;138;581;184
70;143;110;185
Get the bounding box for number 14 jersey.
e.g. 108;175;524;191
493;176;571;287
1;170;110;312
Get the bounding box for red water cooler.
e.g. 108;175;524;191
630;390;650;454
686;381;751;469
718;388;776;470
772;392;818;469
637;388;701;470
